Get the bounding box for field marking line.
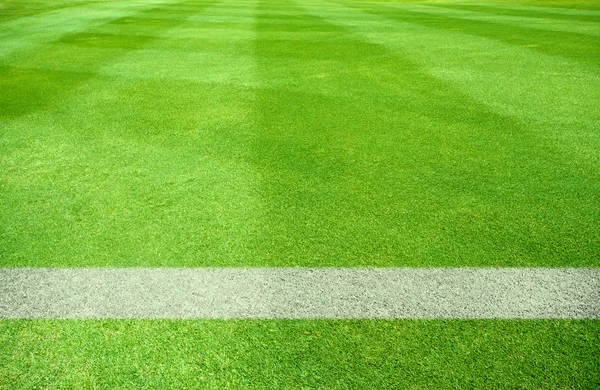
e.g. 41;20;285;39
1;268;598;319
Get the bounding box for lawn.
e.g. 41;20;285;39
1;320;599;389
1;0;598;268
1;0;599;388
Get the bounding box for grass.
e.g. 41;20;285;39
1;0;599;388
1;320;599;389
1;0;598;267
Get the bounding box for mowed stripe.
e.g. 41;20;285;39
2;0;598;268
1;268;598;319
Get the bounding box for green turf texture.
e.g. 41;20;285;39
1;0;599;267
1;1;599;388
0;319;598;389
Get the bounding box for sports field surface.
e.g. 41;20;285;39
1;0;599;388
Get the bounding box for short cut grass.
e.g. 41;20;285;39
1;0;599;388
1;319;599;389
1;0;599;267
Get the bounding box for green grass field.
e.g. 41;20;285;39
1;320;598;388
1;0;599;388
1;0;598;268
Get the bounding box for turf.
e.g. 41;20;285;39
1;1;599;387
1;0;598;267
1;320;599;389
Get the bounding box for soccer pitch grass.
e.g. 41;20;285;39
1;0;599;268
1;0;599;388
1;320;598;389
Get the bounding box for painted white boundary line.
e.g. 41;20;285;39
1;268;598;319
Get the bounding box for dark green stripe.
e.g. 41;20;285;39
430;3;600;23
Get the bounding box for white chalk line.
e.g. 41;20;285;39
1;268;598;319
